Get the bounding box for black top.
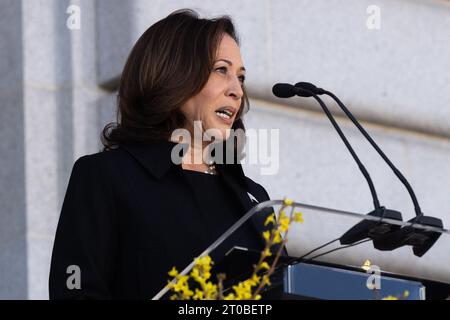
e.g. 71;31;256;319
49;140;273;299
182;169;263;262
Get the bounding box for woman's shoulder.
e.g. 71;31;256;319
70;147;131;177
73;147;123;165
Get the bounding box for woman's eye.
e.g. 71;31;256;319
216;66;227;73
215;66;246;85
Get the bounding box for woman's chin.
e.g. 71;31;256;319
202;119;232;141
204;128;230;142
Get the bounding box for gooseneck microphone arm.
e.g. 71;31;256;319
273;83;381;211
308;93;382;210
295;82;423;217
273;82;442;257
324;90;423;217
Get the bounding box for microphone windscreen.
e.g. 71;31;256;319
272;83;296;98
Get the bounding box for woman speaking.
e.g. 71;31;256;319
49;9;272;299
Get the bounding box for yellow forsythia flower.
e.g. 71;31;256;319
293;212;304;223
190;267;200;278
264;214;275;226
204;282;217;297
181;286;194;299
251;274;261;284
361;260;372;271
173;275;189;292
279;216;290;232
273;232;282;244
262;275;271;286
224;293;236;300
382;290;409;300
232;281;253;300
168;266;178;277
262;248;272;257
195;256;213;269
166;198;306;300
260;262;270;270
193;289;204;300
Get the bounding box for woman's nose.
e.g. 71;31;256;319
226;76;244;100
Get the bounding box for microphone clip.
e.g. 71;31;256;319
340;206;443;257
340;206;403;245
373;215;443;257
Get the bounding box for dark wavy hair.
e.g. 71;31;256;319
101;9;250;150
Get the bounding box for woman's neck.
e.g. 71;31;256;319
180;140;217;174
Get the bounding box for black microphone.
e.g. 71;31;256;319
273;83;383;212
294;82;422;218
272;83;309;98
273;82;325;98
294;82;444;256
278;82;444;256
273;83;403;247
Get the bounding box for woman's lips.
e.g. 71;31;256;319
214;106;237;125
215;111;233;125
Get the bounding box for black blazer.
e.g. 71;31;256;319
49;140;274;299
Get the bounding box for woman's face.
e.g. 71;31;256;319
180;34;246;142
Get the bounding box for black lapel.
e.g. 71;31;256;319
216;163;272;247
216;164;253;211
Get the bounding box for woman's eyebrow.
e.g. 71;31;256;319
215;59;246;72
